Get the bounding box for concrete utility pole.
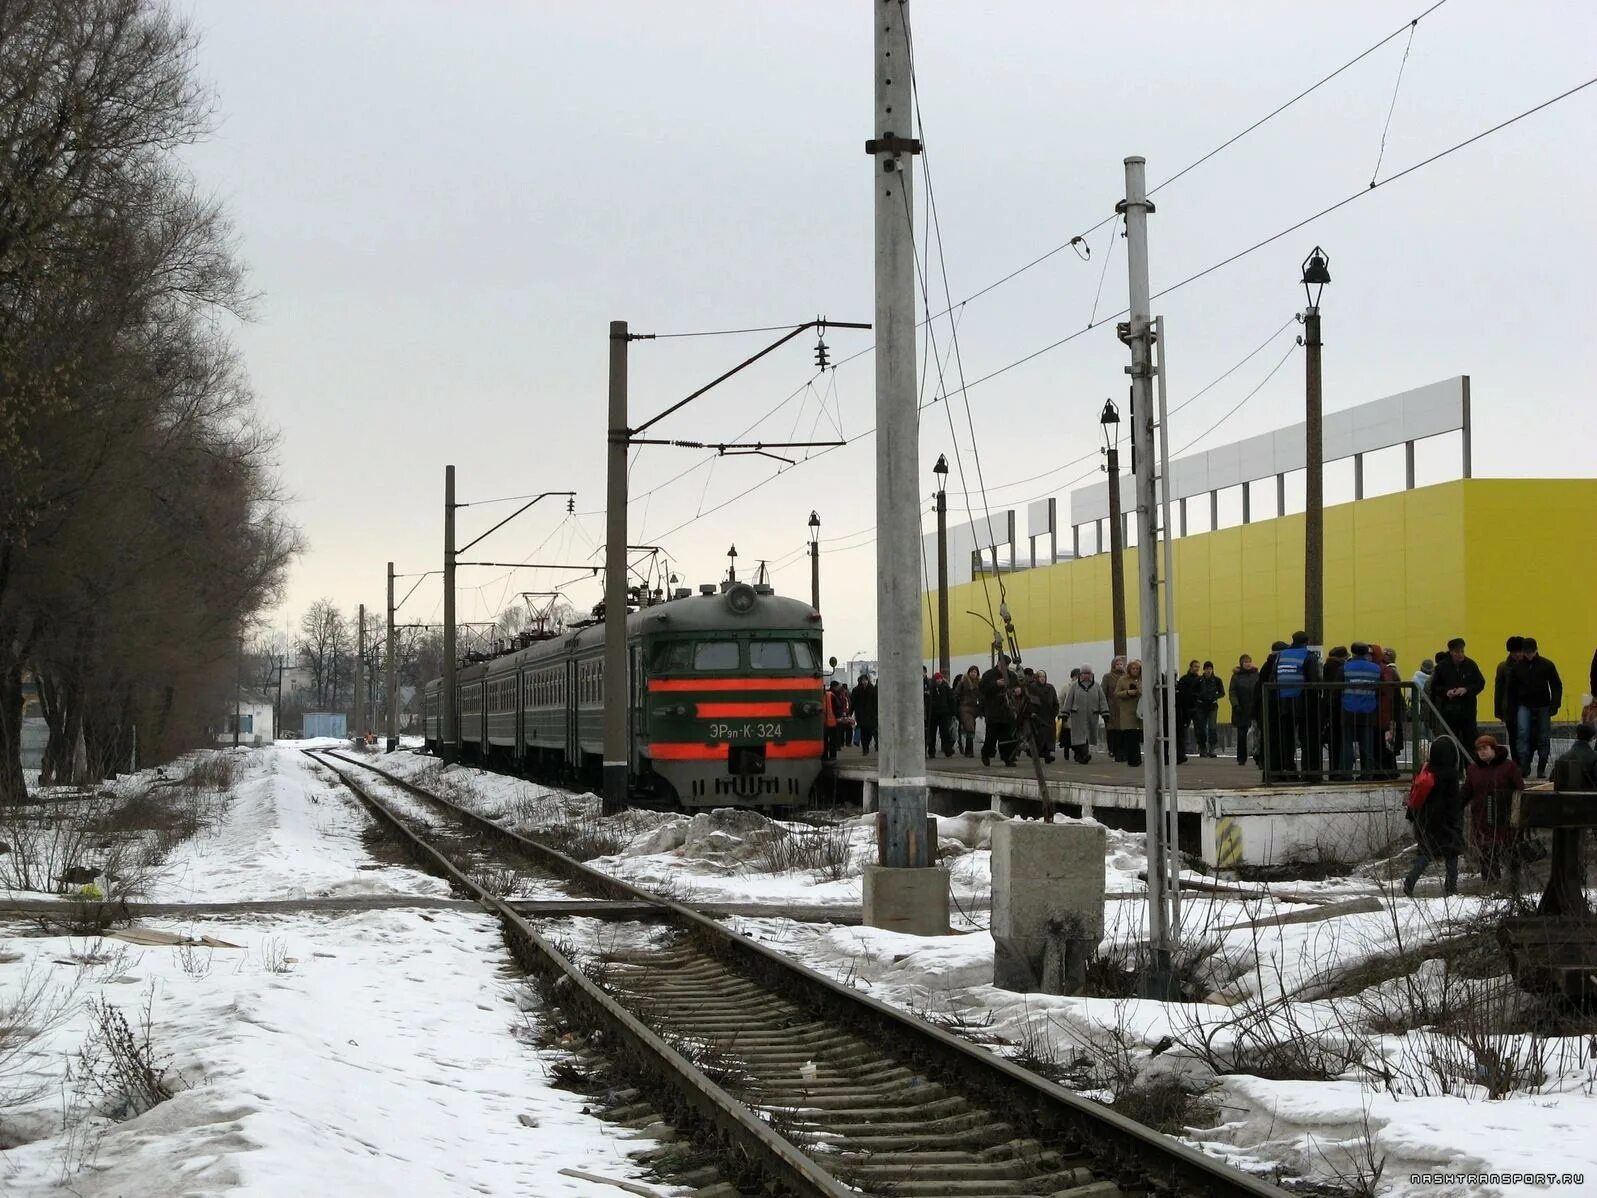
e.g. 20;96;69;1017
354;602;366;738
233;635;242;747
1101;401;1128;658
808;511;821;611
1119;156;1176;995
1301;248;1330;648
603;320;629;815
865;0;941;931
443;465;457;761
385;562;398;750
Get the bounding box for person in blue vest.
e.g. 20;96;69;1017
1270;631;1322;780
1340;643;1384;779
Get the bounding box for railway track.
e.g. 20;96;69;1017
305;747;1286;1198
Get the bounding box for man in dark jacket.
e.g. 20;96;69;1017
1552;723;1597;792
1510;638;1563;779
1194;662;1224;757
1494;636;1526;765
850;674;878;755
1174;660;1202;761
928;672;956;757
979;656;1017;767
1228;655;1261;765
1322;646;1349;777
1429;637;1486;745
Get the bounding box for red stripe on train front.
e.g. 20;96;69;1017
648;743;729;760
648;678;821;692
648;740;823;760
694;701;792;718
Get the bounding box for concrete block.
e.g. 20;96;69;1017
991;819;1106;993
862;864;950;936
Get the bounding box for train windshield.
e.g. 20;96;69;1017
692;640;739;671
748;641;792;670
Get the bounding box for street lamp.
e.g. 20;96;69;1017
1100;398;1128;658
1301;247;1330;648
932;455;950;679
807;511;821;611
726;544;738;583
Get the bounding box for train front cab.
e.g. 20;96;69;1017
640;627;824;809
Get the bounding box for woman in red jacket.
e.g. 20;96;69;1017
1462;733;1524;883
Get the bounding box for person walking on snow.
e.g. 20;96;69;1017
1404;735;1466;897
1461;733;1524;884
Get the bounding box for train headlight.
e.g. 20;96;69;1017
725;582;757;615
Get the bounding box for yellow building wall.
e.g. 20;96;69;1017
926;479;1595;721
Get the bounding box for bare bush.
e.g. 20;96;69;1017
0;956;81;1106
536;811;630;861
468;862;521;897
1306;1098;1387;1198
747;821;855;882
259;938;293;974
74;995;179;1120
0;794;104;894
177;752;241;793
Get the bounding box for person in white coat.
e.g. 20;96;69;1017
1061;667;1110;765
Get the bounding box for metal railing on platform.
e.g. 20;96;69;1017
1257;679;1453;786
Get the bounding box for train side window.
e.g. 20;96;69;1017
791;641;817;670
693;640;739;671
653;641;692;672
748;641;792;670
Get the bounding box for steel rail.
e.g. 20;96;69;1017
319;749;1288;1198
302;749;855;1198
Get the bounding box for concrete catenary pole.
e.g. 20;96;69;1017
443;465;457;761
871;0;928;870
385;561;398;750
1105;443;1128;658
809;511;821;612
602;320;630;815
1303;306;1324;648
355;603;366;738
1119;156;1174;992
1154;316;1182;943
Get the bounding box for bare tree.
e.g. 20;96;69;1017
296;601;344;710
0;1;299;799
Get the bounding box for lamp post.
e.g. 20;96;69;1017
1100;399;1128;658
726;544;738;584
807;511;821;611
1301;247;1330;650
932;455;950;680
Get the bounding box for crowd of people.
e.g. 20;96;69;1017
820;641;1597;903
817;640;1597;782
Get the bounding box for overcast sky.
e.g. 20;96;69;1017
182;1;1597;663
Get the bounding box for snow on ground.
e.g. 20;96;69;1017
242;747;1597;1195
1;742;675;1197
144;747;452;904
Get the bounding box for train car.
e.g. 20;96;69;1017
422;581;825;809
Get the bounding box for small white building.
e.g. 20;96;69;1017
219;692;275;746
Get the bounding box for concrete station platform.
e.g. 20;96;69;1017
824;751;1407;869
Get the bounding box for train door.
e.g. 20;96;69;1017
629;644;644;773
564;657;579;768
